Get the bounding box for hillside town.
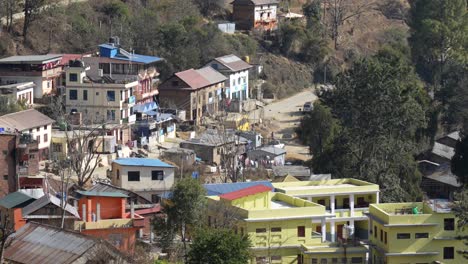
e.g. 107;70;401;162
0;0;467;264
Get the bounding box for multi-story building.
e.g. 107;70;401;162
83;38;163;106
205;54;252;102
0;54;63;99
231;0;279;31
75;190;143;254
273;179;380;244
0;109;54;160
158;67;227;124
206;184;368;263
110;158;175;203
368;200;467;264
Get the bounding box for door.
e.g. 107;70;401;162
337;224;344;240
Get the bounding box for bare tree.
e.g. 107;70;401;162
324;0;376;49
0;0;19;33
0;211;14;263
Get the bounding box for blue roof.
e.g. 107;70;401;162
113;158;174;168
203;181;274;196
0;191;36;209
98;44;163;64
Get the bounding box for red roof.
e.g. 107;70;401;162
220;185;272;201
134;205;161;215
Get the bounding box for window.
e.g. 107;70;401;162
151;194;160;203
152;170;164;180
256;257;267;264
380;229;383;242
99;63;110;74
69;89;78;100
297;226;305;237
96;92;99;96
397;233;410;239
107;91;116;101
43;134;48;143
311;259;318;264
443;247;454;259
128;171;140;181
256;228;267;233
271;227;281;232
3;175;7;180
415;233;429;238
69;73;78;82
331;258;338;264
351;257;363;263
107;110;116;121
116;169;120;180
83;90;88;101
384;231;387;244
52;143;62;152
297;255;304;264
29;154;35;159
374;226;377;238
343;198;350;208
43;125;47;130
36;135;40;144
444;218;455;230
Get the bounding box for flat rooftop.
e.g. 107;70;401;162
270;200;297;209
273;178;379;196
280;183;356;191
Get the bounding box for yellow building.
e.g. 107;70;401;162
274;179;380;244
368;200;467;264
207;183;368;264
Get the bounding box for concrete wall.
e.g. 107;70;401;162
111;163;175;194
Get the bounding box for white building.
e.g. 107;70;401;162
0;82;35;106
0;109;54;160
111;158;175;203
0;55;63;99
205;54;252;101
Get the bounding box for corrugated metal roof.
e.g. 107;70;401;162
220;185;272;200
76;190;128;198
214;54;252;72
22;194;80;219
0;54;62;64
431;142;455;160
4;222;125;264
173;67;227;90
0;109;54;131
0;192;36;209
204;181;273;196
231;0;279;6
113;158;174;168
88;183;152;204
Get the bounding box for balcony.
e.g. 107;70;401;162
122;95;136;107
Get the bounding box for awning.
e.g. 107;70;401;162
134;102;158;113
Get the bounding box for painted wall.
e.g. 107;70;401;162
78;196;126;221
111;163;175;194
82;227;138;254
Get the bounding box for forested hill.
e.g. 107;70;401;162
0;0;413;98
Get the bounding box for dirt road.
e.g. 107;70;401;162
262;89;317;161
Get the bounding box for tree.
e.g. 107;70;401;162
409;0;468;85
0;97;27;116
297;103;339;157
0;210;14;263
187;228;251;264
313;50;429;202
324;0;376;49
160;177;206;262
23;0;49;41
452;134;468;187
0;0;19;33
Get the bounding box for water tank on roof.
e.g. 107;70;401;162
109;36;120;46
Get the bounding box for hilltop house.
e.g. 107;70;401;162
231;0;279;31
158;67;227;124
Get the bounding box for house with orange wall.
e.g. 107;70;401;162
74;190;144;254
0;191;36;231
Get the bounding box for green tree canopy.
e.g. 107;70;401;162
312;49;429;202
187;228;251;264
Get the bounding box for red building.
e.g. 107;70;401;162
75;190;144;254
